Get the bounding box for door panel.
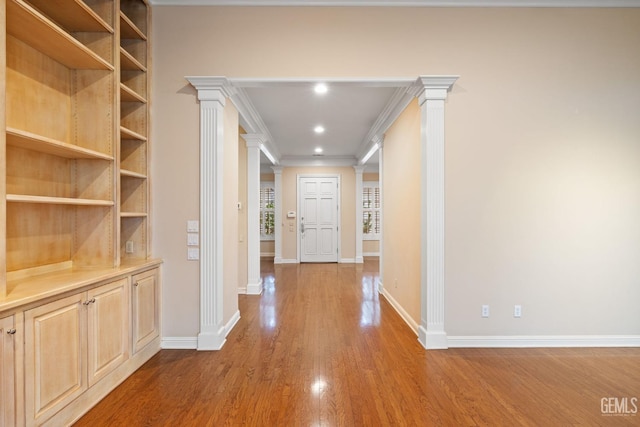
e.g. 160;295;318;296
300;176;338;262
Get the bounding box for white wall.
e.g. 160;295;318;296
152;6;640;339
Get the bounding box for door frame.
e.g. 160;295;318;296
296;174;341;263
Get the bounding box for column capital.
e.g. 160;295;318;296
353;165;366;174
186;76;234;103
410;76;458;106
241;133;267;148
271;166;283;175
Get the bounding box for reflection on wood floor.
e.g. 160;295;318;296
76;258;640;426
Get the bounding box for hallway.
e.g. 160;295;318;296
76;259;640;426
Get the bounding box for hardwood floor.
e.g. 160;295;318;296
76;259;640;426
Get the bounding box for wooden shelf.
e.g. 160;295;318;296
120;169;147;179
120;11;146;40
120;83;147;103
120;47;146;71
120;126;147;142
26;0;113;33
121;212;148;218
7;194;114;206
6;128;114;160
7;0;114;70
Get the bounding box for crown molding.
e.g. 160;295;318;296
278;155;357;167
152;0;640;7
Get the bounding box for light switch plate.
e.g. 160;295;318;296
187;247;199;260
187;220;199;232
187;233;199;246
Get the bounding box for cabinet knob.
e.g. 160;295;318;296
7;328;16;335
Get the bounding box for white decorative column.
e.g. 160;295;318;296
272;166;283;264
354;165;366;264
242;134;264;295
377;140;384;294
415;76;458;350
186;76;232;351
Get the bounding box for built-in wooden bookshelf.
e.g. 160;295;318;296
2;1;158;425
119;0;150;263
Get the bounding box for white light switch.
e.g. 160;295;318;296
187;248;199;260
187;220;199;232
187;233;199;246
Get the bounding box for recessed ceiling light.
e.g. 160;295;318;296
314;147;323;154
314;83;328;95
314;125;325;134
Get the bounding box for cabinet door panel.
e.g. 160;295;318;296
25;294;86;425
1;315;17;427
132;268;159;353
87;278;129;386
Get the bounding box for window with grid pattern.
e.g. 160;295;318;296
260;182;275;240
362;181;380;240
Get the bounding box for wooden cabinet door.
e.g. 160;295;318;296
24;294;87;426
132;268;159;354
1;314;23;427
87;278;130;387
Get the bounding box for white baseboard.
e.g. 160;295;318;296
225;310;241;337
363;252;380;257
339;258;355;263
380;288;419;335
448;335;640;348
247;279;263;295
161;336;198;349
260;252;275;257
163;311;241;350
277;258;298;264
237;287;247;295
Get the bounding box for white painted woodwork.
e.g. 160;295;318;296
378;141;384;294
24;293;87;426
299;176;339;263
414;76;458;350
87;278;130;387
354;166;366;264
185;76;232;351
272;167;283;264
132;269;160;354
243;134;263;295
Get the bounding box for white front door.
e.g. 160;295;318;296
299;176;339;263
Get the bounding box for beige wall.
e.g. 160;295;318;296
238;133;248;292
281;167;355;261
261;240;275;256
363;240;379;255
383;99;422;324
152;6;640;338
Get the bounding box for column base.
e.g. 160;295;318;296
418;326;448;350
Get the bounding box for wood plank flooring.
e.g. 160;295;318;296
76;259;640;426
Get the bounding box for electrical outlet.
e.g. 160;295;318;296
125;241;134;254
482;305;490;318
187;233;199;246
187;248;199;260
514;305;522;318
187;220;199;232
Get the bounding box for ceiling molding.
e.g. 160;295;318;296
355;87;414;161
228;87;282;162
279;155;358;167
228;78;416;87
151;0;640;7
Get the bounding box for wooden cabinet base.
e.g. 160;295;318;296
42;336;160;427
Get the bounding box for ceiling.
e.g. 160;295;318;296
151;0;640;7
229;79;417;172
